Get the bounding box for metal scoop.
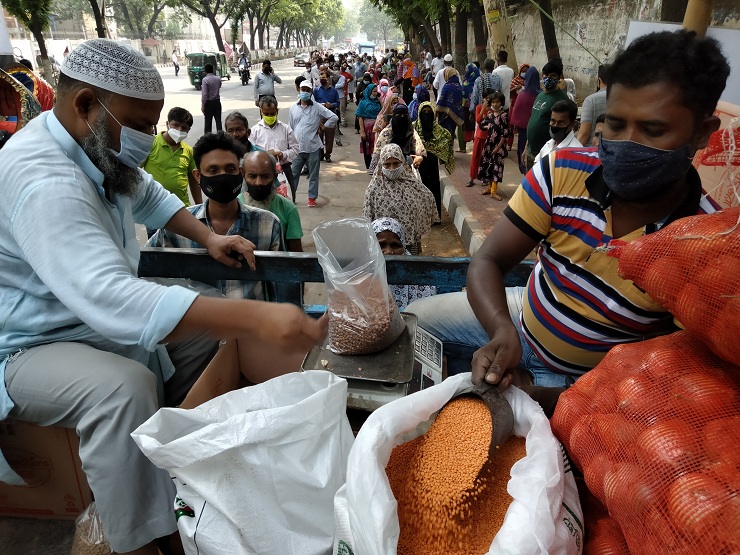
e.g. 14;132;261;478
458;382;516;457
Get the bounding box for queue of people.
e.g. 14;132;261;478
0;29;731;555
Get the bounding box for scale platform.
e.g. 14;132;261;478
302;313;444;411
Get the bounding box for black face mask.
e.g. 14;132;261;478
392;115;409;134
200;173;243;204
549;125;570;142
419;111;434;138
247;183;272;201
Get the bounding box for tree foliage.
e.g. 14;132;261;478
357;0;400;46
4;0;53;65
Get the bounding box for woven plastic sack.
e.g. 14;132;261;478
71;502;113;555
608;207;740;365
313;218;405;355
551;331;740;554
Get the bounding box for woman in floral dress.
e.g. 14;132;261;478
477;90;509;200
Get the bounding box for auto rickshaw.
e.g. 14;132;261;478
186;52;230;90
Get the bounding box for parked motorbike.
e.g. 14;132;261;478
239;61;251;86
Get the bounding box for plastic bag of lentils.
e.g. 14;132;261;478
314;218;405;355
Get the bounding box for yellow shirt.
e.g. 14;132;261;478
142;133;196;206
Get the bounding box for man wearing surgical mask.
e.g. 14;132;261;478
532;99;581;165
149;131;283;300
0;39;327;555
407;30;728;412
142;107;201;238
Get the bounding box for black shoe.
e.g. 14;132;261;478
324;155;332;163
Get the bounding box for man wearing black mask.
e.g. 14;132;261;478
532;99;581;165
407;30;729;414
148;132;284;300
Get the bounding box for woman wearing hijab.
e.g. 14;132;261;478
435;67;464;139
460;62;480;150
369;103;425;175
372;217;436;310
363;144;439;254
509;65;541;174
414;101;454;219
378;78;391;102
355;83;382;169
372;93;404;139
407;84;430;122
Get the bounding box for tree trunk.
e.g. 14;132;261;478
538;0;560;60
147;2;166;38
470;0;487;64
257;21;265;50
453;4;469;73
482;0;518;68
30;24;55;85
88;0;107;38
267;24;270;48
439;6;452;55
421;18;441;56
207;12;226;53
248;13;256;50
117;1;136;37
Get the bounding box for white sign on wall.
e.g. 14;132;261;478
626;20;740;106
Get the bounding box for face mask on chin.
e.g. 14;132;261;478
97;99;154;168
199;173;243;204
598;137;695;201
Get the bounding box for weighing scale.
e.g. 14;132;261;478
302;313;444;411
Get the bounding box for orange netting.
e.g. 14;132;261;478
552;331;740;554
608;207;740;366
698;124;740;167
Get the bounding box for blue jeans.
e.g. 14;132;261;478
291;149;321;200
406;290;573;388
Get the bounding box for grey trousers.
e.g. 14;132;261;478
4;336;218;552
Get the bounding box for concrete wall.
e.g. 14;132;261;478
508;0;740;101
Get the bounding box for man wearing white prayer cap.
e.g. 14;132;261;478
0;39;327;555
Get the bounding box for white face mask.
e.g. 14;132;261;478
382;166;404;180
97;99;154;168
167;128;188;143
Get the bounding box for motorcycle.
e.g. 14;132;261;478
238;60;251;86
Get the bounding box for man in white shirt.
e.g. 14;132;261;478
290;79;338;207
433;54;454;98
171;51;179;76
492;50;515;109
533;99;583;164
431;53;445;75
251;95;300;200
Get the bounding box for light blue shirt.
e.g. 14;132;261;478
289;99;338;154
0;111;198;484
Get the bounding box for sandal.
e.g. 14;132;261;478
466;180;475;187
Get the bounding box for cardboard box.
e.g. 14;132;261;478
0;421;92;519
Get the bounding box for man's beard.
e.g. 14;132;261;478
79;111;142;198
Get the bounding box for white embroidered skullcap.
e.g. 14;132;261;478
60;39;164;101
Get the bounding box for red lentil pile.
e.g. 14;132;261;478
386;397;527;554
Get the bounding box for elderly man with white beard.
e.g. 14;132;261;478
0;39;326;555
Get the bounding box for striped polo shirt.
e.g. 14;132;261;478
505;147;719;375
